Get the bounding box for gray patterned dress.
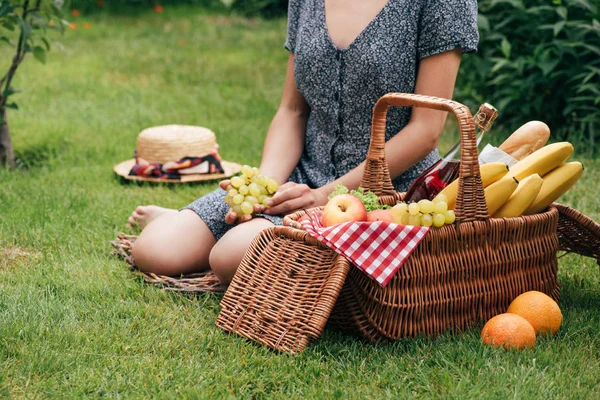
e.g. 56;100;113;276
184;0;479;240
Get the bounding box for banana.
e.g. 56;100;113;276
504;142;574;182
524;162;584;215
484;176;520;216
440;162;509;210
493;174;543;218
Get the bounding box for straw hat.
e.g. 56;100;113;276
114;125;241;183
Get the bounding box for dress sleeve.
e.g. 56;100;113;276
284;0;300;53
417;0;479;60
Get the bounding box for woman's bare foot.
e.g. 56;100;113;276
127;205;177;230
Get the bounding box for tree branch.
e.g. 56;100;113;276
0;0;32;108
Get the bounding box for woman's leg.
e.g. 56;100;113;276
209;218;275;284
132;209;216;276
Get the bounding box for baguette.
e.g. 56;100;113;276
499;121;550;161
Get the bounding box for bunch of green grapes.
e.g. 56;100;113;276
224;165;279;217
390;194;455;228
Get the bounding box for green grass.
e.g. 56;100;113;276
1;5;600;399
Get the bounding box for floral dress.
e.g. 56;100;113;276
184;0;479;240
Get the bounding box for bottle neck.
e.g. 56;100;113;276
440;128;487;162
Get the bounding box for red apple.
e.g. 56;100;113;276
322;194;368;227
367;209;394;222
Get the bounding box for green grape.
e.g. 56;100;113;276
433;213;446;228
390;202;408;218
444;210;456;225
266;179;278;194
254;176;267;187
417;199;434;214
233;194;244;205
258;195;267;205
239;185;249;195
248;183;262;198
260;184;268;195
400;213;410;225
433;201;448;214
240;201;254;215
433;193;448;204
408;214;421;226
241;165;255;178
420;213;433;227
232;205;243;216
224;196;232;205
408;202;420;216
226;185;234;192
253;167;261;177
231;176;245;189
245;195;258;205
228;189;238;198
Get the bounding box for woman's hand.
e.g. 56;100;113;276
219;179;263;225
263;182;329;216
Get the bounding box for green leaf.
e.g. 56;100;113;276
0;35;13;46
2;87;20;98
478;15;490;32
2;20;16;31
500;38;511;58
0;2;15;18
18;19;32;41
41;37;50;51
556;6;567;20
553;20;566;36
33;46;46;64
5;103;18;110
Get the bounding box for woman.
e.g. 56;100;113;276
128;0;479;283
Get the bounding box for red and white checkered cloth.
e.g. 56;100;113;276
300;212;430;287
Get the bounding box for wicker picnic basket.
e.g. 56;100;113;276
217;93;580;350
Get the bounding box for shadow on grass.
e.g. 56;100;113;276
14;138;71;170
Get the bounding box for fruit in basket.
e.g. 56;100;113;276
224;165;278;216
322;194;368;226
524;162;584;215
367;209;394;222
438;162;509;210
389;197;454;227
493;174;543;218
484;176;519;216
481;313;537;350
506;291;562;335
503;142;574;182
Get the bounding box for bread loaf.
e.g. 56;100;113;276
499;121;550;161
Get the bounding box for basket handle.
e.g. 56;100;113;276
359;93;488;222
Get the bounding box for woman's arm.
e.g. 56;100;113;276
259;53;310;184
221;53;309;224
265;49;463;216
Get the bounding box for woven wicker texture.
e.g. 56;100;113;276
110;233;227;294
281;93;562;344
555;202;600;266
137;125;217;163
216;226;350;353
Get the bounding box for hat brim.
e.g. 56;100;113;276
113;159;242;183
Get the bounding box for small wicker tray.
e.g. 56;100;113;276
110;233;227;294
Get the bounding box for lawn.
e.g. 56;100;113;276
1;5;599;399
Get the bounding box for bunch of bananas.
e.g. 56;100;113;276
439;142;583;218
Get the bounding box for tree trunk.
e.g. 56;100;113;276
0;108;15;168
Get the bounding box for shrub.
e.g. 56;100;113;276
456;0;600;155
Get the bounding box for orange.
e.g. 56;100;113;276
481;313;536;350
507;291;562;335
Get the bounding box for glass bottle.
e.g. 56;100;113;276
403;103;499;202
